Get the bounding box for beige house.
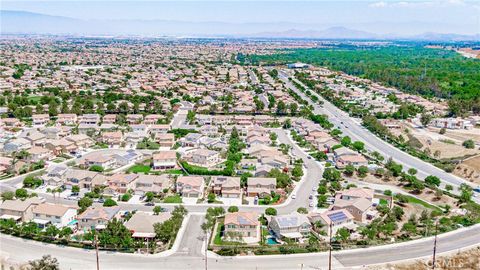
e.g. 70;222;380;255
211;176;241;198
134;174;171;195
32;203;78;228
246;177;276;197
189;149;220;167
106;173;139;194
0;197;45;222
224;212;260;242
125;211;172;238
77;206;121;230
152;151;177;170
269;213;311;241
155;133;175;148
176;176;204;198
309;209;355;235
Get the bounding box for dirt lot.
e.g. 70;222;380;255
368;246;480;270
454;155;480;185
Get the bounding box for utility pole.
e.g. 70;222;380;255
432;223;438;270
328;222;333;270
94;233;100;270
205;231;208;270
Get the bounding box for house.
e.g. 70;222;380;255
45;138;77;155
310;209;355;235
0;197;45;222
155;133;175;148
113;150;143;166
125;212;172;238
149;124;170;135
3;138;31;153
260;155;289;169
431;118;474;130
211;176;241;198
65;134;94;150
106;173;139;194
22;131;46;147
143;114;164;125
80;114;101;125
333;147;368;169
176;176;204;198
246;177;276;198
41;166;68;187
32;114;50;126
130;124;148;133
64;169;100;190
152;151;177;170
102;114;117;124
269;213;312;241
181;133;203;147
127;114;143;124
27;146;52;162
330;188;376;223
224;212;260;242
32;203;77;228
77;206;121;230
189;149;220;167
56;114;78;125
134;174;171;195
84;153;116;170
102;131;123;147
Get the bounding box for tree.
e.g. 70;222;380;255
425;175;441;187
71;185;80;193
289;103;298;115
89;165;104;172
103;198;117;207
1;191;15;201
228;206;239;213
153;206;163;215
392;206;404;221
341;136;351;147
357;166;369;178
445;184;453;192
402;222;417;236
265;207;277;216
459;184;473;203
323;168;341;182
15;188;28;199
336;227;351;242
297;207;308;214
420;113;432;127
99;218;133;249
344;164;355;176
207;193;216;203
78;197;93;211
352;141;365;152
407;168;417;176
462;139;475;149
29;255;60;270
439;128;446;135
23;175;42;188
291;165;304;179
145;191;155;202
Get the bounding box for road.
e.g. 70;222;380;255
278;70;476;194
2;222;479;270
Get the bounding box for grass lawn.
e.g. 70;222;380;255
379;198;388;205
405;195;442;211
27;95;42;103
127;165;151;173
163;195;183;203
52;158;66;163
165;169;184;175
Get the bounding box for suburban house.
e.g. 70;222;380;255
152;151;177;170
77;206;121;230
41;166;69;187
0;197;45;222
125;212;172;239
269;213;312;241
102;131;123;147
113;150;143;166
134;174;171;195
126;114;143;124
26;146;52;162
149;124;170;135
83;153;116;170
330;188;376;223
309;209;355;235
56;114;78;125
189;149;220;167
3;138;31;153
143;114;164;125
32;114;50;126
224;211;260;242
155;133;175;148
32;203;78;228
333;147;368;169
45;139;77;155
211;176;241;198
176;176;205;198
65;134;94;150
106;173;139;194
80;114;101;125
246;177;277;198
64;169;100;190
102;114;117;124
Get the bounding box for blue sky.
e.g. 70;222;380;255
2;0;479;35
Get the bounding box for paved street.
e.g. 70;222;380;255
278;71;476;195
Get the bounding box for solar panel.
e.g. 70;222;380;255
327;212;347;222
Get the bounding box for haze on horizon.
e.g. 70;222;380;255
1;0;479;37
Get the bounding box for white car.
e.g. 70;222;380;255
291;194;296;199
309;201;315;207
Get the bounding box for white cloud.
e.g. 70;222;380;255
369;1;388;8
369;0;468;9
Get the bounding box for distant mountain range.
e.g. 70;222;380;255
1;10;479;41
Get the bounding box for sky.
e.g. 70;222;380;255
1;0;480;35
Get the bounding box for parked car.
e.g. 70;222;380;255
291;194;296;199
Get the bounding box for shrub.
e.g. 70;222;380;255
227;206;239;213
265;207;277;216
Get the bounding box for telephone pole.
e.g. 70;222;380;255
94;233;100;270
328;222;333;270
205;231;209;270
432;223;438;270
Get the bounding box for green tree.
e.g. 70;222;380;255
341;136;351;147
265;207;277;216
425;175;441;187
78;197;93;212
89;165;104;172
228;206;239;213
357;166;369;178
15;188;28;199
352;141;365;152
336;227;351;242
1;191;15;201
103;198;117;207
153;206;163;215
462;139;475;149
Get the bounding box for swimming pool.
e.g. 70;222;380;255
266;237;279;245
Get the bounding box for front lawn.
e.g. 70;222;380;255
127;165;151;173
163;195;183;203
